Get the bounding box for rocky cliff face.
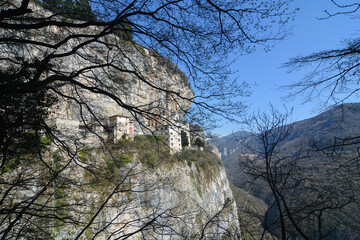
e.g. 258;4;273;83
45;49;240;237
50;44;194;129
50;146;241;239
1;2;241;239
3;0;194;131
47;43;240;237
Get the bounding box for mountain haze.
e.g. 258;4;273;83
214;103;360;186
214;103;360;239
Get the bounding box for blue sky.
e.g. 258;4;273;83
214;0;359;136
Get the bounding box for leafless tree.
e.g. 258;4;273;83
239;107;308;240
280;2;360;238
238;106;360;240
283;1;360;107
0;0;296;238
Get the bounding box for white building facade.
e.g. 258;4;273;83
155;122;190;152
109;115;134;142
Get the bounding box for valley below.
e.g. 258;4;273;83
214;103;360;239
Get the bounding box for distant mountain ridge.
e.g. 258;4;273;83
214;102;360;186
286;103;360;145
213;103;360;239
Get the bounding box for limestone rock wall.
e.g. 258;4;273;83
2;0;194;132
49;43;194;127
53;152;241;240
1;2;241;239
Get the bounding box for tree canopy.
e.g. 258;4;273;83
181;130;189;148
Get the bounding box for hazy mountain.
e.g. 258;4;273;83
212;103;360;239
285;103;360;148
213;103;360;187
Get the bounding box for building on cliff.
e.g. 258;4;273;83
109;115;134;141
154;122;190;152
47;115;204;153
0;1;242;238
106;114;202;153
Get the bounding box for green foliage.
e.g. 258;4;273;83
51;151;63;171
0;161;14;177
54;184;66;202
105;134;172;169
0;131;47;176
194;138;205;148
78;146;92;163
181;130;189;148
85;172;105;191
103;153;133;173
52;184;69;232
144;153;157;168
114;18;134;42
0;133;40;172
42;0;97;21
40;134;52;148
39;0;134;41
181;149;221;182
119;154;133;164
132;135;169;168
103;156;115;173
0;66;57;179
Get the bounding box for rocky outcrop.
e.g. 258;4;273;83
49;44;194;129
51;148;241;239
2;0;194;132
1;1;241;239
46;33;239;239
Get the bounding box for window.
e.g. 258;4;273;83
79;125;87;132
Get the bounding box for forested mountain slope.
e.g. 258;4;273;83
215;103;360;186
214;103;360;239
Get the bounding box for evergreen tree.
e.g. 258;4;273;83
181;131;189;148
42;0;96;21
194;138;205;149
42;0;64;13
41;0;132;39
72;0;96;21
